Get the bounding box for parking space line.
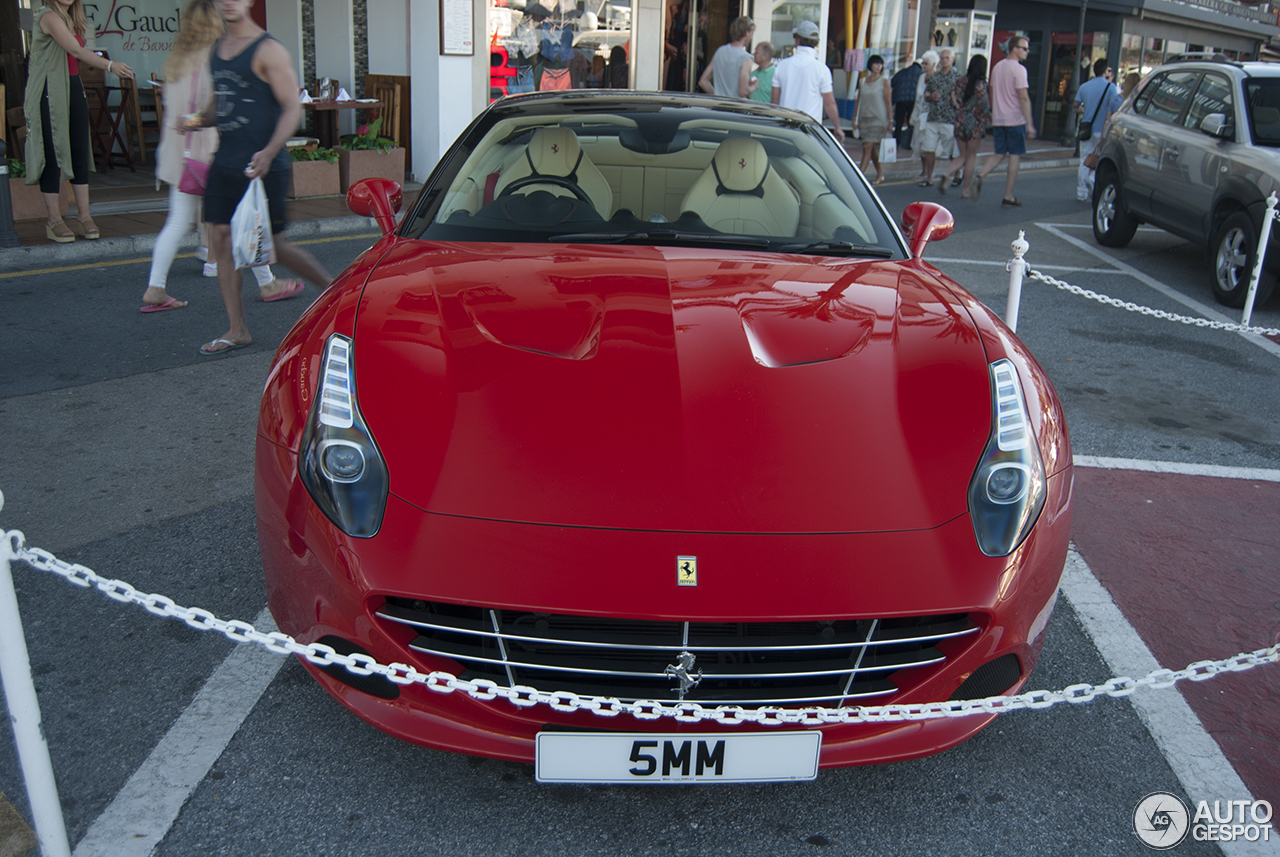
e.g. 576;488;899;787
1042;223;1168;233
1075;455;1280;483
1061;548;1269;856
1034;222;1280;360
71;608;283;857
928;257;1126;273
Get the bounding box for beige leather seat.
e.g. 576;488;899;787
680;137;800;237
494;126;614;217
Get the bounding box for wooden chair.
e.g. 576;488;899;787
366;80;401;145
122;73;161;164
80;55;136;171
364;74;411;168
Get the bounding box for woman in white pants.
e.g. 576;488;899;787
142;0;299;313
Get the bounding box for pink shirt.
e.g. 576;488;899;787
990;57;1029;127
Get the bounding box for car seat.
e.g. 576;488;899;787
679;136;800;236
494;126;614;217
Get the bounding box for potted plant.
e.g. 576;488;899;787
287;146;341;198
6;158;71;221
335;117;404;192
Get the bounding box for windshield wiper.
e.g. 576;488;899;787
775;240;895;257
554;229;771;249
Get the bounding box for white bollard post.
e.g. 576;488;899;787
1006;231;1030;333
1241;192;1277;329
0;494;72;857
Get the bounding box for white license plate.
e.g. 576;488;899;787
535;731;822;784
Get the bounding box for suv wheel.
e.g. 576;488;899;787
1093;172;1138;248
1212;212;1274;308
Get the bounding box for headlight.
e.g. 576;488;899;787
967;359;1046;557
299;335;389;537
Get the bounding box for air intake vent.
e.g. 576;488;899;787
949;653;1021;701
316;635;401;700
375;600;977;707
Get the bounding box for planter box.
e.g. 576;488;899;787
8;178;71;221
336;146;405;193
288;159;340;198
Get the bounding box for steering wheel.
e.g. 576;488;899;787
498;175;594;207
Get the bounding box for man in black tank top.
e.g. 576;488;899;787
189;0;331;356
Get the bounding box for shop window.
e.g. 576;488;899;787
1119;33;1142;81
489;0;633;101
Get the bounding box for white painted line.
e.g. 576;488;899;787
927;257;1126;273
72;607;283;857
1060;548;1270;857
1034;222;1280;360
1075;455;1280;483
1042;222;1167;233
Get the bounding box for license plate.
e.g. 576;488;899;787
535;731;822;784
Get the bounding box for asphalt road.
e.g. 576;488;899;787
1;166;1277;856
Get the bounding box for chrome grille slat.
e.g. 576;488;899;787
376;600;977;707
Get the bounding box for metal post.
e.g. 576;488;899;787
1006;230;1029;332
0;494;73;857
0;139;23;249
1241;192;1277;329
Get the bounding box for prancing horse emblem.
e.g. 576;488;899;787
739;157;747;169
677;555;697;586
665;651;702;700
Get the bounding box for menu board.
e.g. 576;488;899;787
441;0;475;55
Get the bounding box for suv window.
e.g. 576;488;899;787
1183;73;1233;133
1245;78;1280;147
1142;71;1199;124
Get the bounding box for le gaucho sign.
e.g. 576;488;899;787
82;0;183;78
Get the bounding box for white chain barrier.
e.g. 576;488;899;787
1004;225;1280;337
6;529;1278;728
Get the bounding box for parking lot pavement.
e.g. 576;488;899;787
2;167;1278;854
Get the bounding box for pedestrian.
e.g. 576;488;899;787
890;57;923;151
744;42;775;103
143;0;294;313
188;0;332;355
770;20;845;143
938;54;990;199
1072;58;1118;202
698;15;754;98
24;0;135;244
910;51;938;182
976;35;1037;207
852;54;891;184
917;48;961;187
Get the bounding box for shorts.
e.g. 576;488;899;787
993;125;1028;156
917;121;955;156
203;162;290;234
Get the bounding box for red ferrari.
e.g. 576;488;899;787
256;92;1072;783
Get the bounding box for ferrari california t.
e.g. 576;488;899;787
255;92;1073;783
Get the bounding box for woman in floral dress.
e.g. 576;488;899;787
938;55;990;199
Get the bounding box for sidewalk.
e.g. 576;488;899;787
1;135;1074;267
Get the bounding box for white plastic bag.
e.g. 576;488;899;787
230;177;276;270
880;136;897;163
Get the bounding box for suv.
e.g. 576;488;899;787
1092;57;1280;307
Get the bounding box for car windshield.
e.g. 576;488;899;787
1245;78;1280;147
402;96;904;258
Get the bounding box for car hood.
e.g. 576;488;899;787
352;242;992;533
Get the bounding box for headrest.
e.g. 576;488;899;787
712;137;769;193
527;127;581;178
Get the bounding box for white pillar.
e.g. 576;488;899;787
634;0;664;91
314;0;357;136
407;0;487;183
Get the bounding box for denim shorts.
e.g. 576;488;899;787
993;125;1028;155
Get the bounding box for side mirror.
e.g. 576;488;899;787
901;201;955;259
1199;113;1235;141
346;177;403;235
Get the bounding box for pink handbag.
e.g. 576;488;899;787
178;69;210;195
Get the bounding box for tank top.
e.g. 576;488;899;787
69;34;85;75
209;32;289;172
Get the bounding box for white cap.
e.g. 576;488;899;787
792;20;820;39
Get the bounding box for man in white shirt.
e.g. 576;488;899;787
770;20;845;143
698;15;755;98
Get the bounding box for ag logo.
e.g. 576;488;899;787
677;555;697;586
1134;792;1190;849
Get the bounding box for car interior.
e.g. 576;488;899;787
417;111;893;251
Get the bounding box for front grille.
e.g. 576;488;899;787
376;599;977;706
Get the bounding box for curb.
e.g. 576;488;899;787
0;215;379;273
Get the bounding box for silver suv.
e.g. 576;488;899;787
1092;56;1280;307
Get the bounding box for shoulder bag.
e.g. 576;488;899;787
1078;91;1105;142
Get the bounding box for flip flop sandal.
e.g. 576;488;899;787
1001;197;1023;207
199;338;250;356
263;279;306;302
951;176;963;187
916;179;932;187
140;297;188;313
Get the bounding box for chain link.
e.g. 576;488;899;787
6;530;1278;726
1024;268;1280;337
